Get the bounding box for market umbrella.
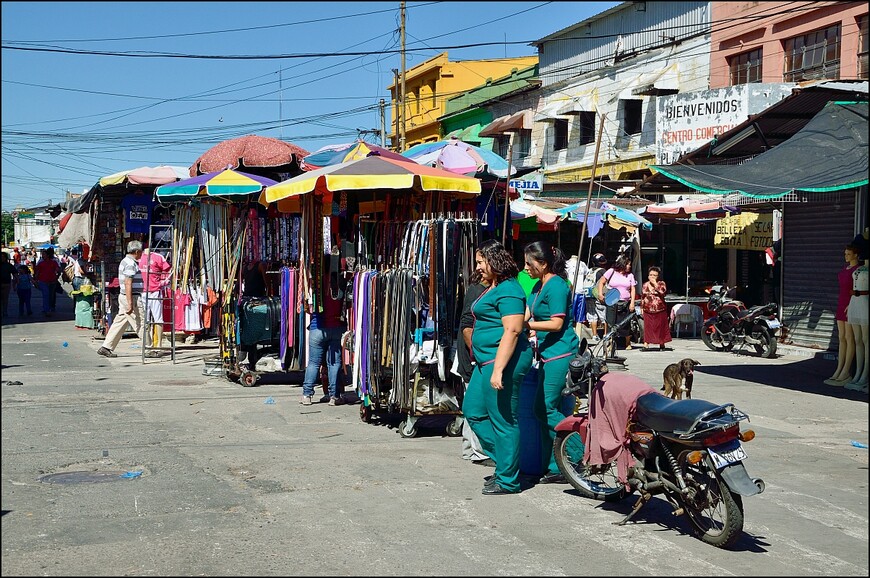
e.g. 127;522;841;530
638;199;739;222
302;140;411;170
155;169;277;200
190;135;309;177
262;155;481;203
99;166;190;187
559;200;653;232
402;139;516;179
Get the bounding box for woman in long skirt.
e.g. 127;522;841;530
641;265;672;350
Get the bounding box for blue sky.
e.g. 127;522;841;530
1;1;618;211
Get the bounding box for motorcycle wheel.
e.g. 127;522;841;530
701;326;734;352
680;459;745;549
553;428;629;502
752;326;777;358
632;315;644;344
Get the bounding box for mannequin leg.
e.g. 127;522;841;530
847;323;869;389
827;320;848;381
833;322;855;382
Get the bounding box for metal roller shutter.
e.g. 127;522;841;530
781;193;856;350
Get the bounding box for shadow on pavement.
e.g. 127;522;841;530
697;351;868;402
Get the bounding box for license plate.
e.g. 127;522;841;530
766;319;781;329
708;440;747;469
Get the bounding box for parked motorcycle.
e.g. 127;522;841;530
555;316;764;549
701;284;780;358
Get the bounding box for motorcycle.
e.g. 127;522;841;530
701;284;780;358
555;314;764;549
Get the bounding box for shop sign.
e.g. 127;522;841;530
508;171;543;194
17;212;35;219
714;212;773;251
655;84;794;165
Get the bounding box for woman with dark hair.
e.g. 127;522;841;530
641;265;671;351
596;255;637;350
462;239;533;495
523;241;578;484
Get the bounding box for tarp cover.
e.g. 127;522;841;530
651;102;868;199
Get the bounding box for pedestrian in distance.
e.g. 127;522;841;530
523;241;578;485
300;272;347;406
1;252;18;319
584;253;608;341
597;255;637;350
16;263;35;316
97;240;146;358
641;265;671;351
461;239;533;495
33;248;61;316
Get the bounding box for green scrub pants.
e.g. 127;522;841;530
534;355;573;476
462;347;533;492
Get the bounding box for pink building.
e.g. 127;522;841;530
711;1;868;88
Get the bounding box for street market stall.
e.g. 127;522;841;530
262;155;483;435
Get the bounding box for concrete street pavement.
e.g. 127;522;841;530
2;288;868;576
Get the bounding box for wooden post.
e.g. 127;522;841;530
570;112;607;292
501;133;515;245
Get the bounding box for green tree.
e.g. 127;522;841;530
1;212;14;247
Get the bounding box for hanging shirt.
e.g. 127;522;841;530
529;275;578;362
138;251;171;292
470;277;529;366
121;193;154;234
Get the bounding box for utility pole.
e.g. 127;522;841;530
399;0;407;152
379;99;386;148
392;68;400;152
278;67;283;140
571;112;608;293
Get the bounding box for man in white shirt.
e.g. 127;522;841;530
97;240;149;358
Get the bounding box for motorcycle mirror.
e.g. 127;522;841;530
578;338;588;357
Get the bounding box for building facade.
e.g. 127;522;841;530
388;53;537;151
711;1;868;88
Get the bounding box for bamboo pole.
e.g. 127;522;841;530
570;112;607;293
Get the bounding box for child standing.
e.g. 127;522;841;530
16;264;35;316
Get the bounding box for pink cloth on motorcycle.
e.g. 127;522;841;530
584;372;658;488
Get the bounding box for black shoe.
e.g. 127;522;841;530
482;483;519;495
97;347;117;358
473;458;496;467
538;472;567;484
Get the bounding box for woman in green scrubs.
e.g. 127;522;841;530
524;241;578;484
462;239;533;495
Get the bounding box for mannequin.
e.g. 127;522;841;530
825;243;861;386
845;243;869;392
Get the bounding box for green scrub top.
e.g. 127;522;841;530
517;269;537;298
471;277;529;365
529;275;579;361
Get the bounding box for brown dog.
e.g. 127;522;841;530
662;358;701;400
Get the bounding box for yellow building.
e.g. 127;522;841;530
389;52;538;151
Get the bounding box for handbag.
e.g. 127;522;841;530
61;262;76;283
591;270;614;301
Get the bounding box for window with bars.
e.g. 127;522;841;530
553;119;568;151
783;24;841;82
859;14;869;79
729;48;763;85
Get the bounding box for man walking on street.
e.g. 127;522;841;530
97;240;149;358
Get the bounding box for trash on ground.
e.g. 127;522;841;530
264;397;276;404
119;471;143;479
850;440;868;449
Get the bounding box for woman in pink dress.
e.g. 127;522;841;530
825;244;861;385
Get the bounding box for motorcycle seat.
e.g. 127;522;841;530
635;393;724;435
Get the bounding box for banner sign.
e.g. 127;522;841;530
714;212;773;251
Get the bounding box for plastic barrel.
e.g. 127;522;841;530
517;367;574;476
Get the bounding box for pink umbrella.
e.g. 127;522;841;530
190;135;309;177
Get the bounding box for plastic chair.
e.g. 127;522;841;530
671;304;702;338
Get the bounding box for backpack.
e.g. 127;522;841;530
584;267;601;299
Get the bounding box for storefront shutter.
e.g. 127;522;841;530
781;193;857;350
